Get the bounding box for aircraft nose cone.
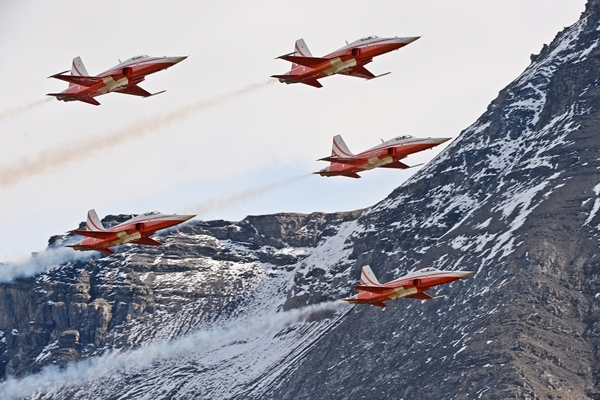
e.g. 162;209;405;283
170;56;188;64
178;214;196;221
435;137;453;145
458;271;475;278
397;36;420;45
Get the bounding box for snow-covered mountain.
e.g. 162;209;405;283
3;1;600;398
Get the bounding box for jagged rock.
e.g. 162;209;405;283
2;1;600;399
58;330;79;348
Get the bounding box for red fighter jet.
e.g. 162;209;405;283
66;209;195;255
272;35;419;88
47;54;187;106
344;266;474;308
315;134;451;178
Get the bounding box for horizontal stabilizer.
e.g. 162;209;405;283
380;161;423;169
301;79;323;88
351;285;391;293
69;229;115;239
50;70;70;77
49;74;103;86
114;84;153;98
406;292;446;300
132;237;163;246
275;51;296;60
278;55;329;68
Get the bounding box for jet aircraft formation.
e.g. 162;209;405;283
47;33;470;306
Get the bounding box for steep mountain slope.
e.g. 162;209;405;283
1;1;600;399
268;2;600;399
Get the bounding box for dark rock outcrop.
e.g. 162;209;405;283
1;1;600;399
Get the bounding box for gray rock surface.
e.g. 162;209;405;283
1;1;600;399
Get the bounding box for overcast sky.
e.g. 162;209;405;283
0;1;586;261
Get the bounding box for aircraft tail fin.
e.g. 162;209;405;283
291;38;313;71
294;38;313;57
331;135;354;159
359;265;380;286
85;209;106;231
70;56;89;88
71;57;89;76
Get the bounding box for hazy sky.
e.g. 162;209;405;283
0;1;586;261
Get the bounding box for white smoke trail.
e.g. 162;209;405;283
0;301;350;399
178;173;312;216
0;98;51;123
0;243;94;283
0;82;271;189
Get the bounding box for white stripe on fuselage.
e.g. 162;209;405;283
329;37;400;55
109;214;183;231
324;57;357;76
387;270;462;286
99;57;167;76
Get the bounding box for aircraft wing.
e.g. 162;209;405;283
339;65;376;80
49;74;104;87
278;55;330;68
114;85;153;97
69;229;115;239
76;97;101;106
380;161;422;169
318;156;366;165
406;292;445;300
131;237;163;246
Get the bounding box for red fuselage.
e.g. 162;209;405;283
274;36;419;87
318;136;451;178
345;267;474;307
69;212;194;254
49;55;186;104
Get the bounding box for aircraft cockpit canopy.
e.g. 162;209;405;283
415;267;439;273
123;54;150;64
395;135;414;140
142;211;161;216
349;36;379;46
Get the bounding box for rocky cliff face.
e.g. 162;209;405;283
2;1;600;399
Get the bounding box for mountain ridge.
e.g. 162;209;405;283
1;1;600;398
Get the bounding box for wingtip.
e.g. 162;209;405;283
48;70;70;79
